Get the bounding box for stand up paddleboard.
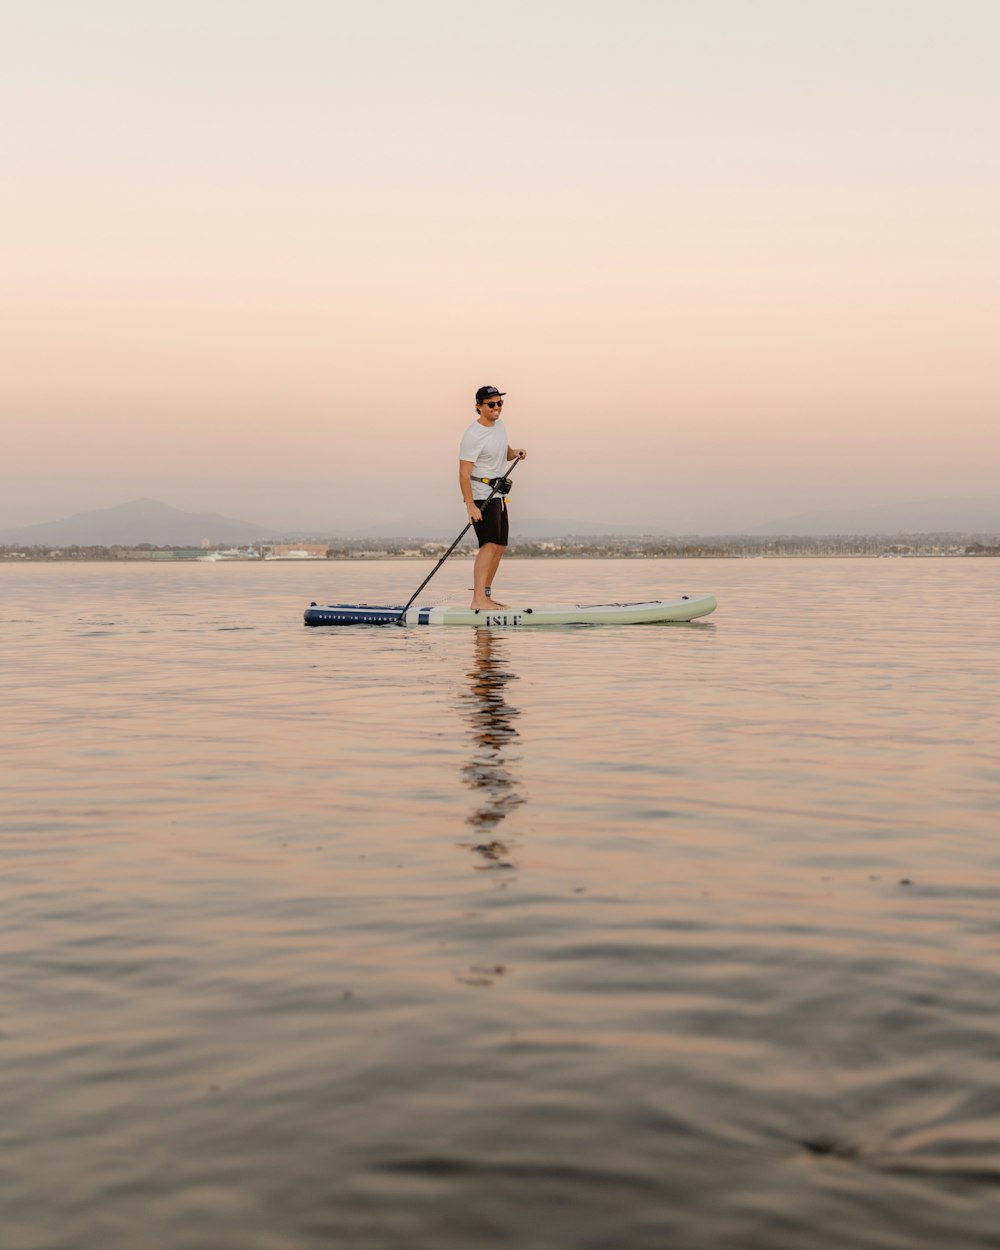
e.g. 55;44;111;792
304;594;717;627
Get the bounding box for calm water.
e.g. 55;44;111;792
2;558;999;1249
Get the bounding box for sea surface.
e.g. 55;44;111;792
1;557;999;1250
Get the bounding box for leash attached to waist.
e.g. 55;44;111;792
474;475;513;507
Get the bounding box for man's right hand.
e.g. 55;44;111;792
468;505;482;523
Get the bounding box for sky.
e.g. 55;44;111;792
2;0;998;534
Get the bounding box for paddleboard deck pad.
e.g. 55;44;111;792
304;594;716;627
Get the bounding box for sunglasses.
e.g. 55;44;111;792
483;400;503;409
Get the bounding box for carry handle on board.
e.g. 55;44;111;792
396;457;522;624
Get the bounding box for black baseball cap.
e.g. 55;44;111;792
475;385;506;404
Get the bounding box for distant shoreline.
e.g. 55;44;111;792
3;548;998;564
4;532;999;562
4;533;1000;563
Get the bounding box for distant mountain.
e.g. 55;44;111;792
10;491;998;547
744;494;1000;537
0;499;275;546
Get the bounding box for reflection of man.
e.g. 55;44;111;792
459;385;527;611
463;630;523;842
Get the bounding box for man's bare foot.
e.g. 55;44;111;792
489;599;509;608
470;599;493;611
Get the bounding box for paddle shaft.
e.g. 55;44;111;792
396;457;522;623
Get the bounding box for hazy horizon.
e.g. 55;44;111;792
4;490;1000;546
4;1;998;533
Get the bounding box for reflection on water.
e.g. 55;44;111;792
2;560;1000;1250
459;629;522;869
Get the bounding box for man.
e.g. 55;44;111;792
459;385;527;610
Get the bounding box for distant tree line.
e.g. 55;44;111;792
4;535;999;561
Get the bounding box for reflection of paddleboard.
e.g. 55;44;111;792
304;594;717;627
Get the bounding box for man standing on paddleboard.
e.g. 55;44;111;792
459;385;527;610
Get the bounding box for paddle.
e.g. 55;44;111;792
396;457;523;624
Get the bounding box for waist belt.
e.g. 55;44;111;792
473;476;511;513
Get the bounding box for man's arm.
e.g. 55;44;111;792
459;460;481;522
507;445;527;460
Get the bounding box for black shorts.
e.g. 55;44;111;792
471;497;509;548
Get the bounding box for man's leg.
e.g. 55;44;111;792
471;543;503;609
484;544;507;604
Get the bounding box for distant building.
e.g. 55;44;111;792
264;543;329;559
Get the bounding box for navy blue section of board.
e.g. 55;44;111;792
304;604;404;626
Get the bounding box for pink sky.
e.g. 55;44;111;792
3;1;998;533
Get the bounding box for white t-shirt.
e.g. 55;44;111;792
459;418;508;501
